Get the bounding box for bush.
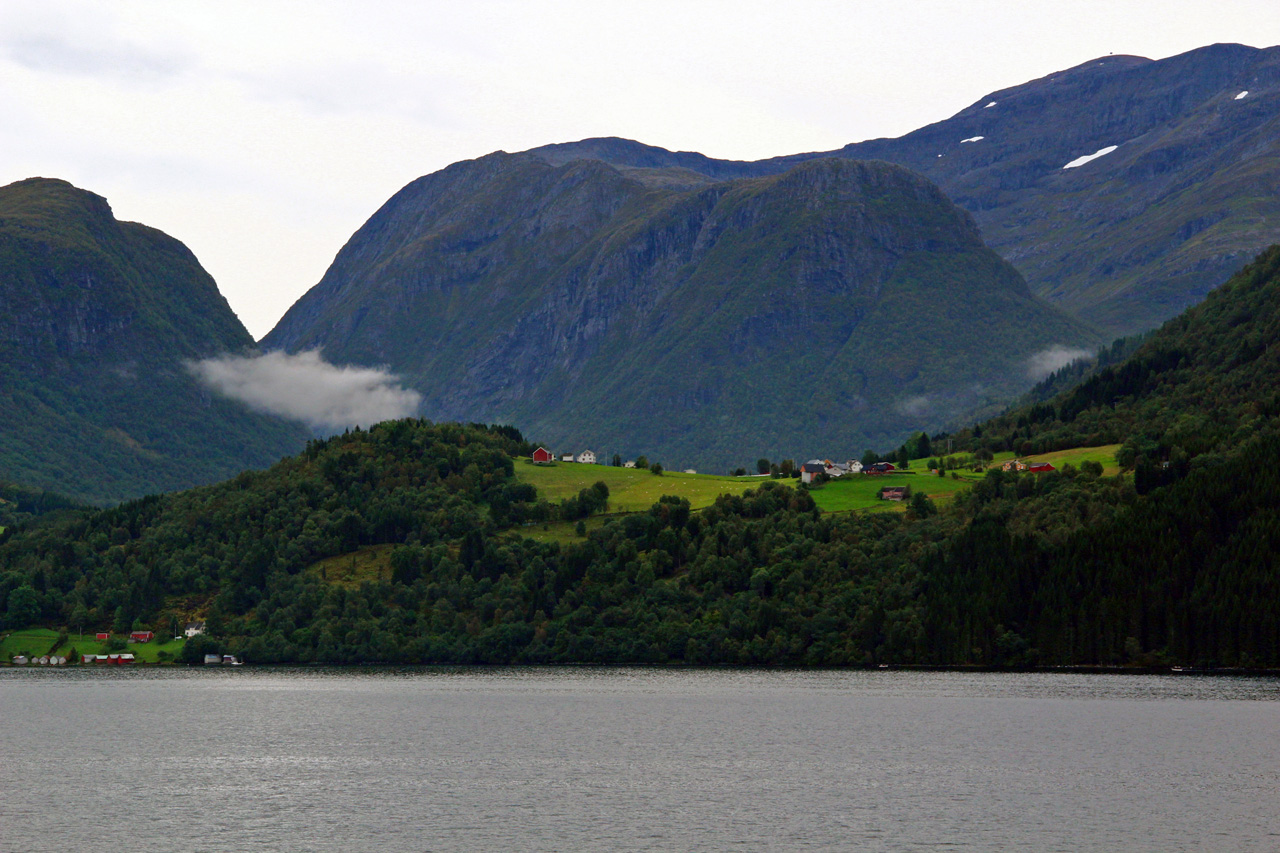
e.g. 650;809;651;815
179;634;221;664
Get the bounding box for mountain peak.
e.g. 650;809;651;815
0;178;309;503
265;153;1092;469
0;177;117;242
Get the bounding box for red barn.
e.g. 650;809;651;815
1027;463;1055;473
129;631;154;643
531;447;553;464
96;632;110;641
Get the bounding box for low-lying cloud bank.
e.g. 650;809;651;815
894;395;930;418
1026;345;1093;380
190;350;422;431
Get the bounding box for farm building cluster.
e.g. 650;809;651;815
799;459;876;484
530;447;695;473
532;447;595;465
1002;459;1056;473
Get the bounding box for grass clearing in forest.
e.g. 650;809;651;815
517;514;616;545
514;445;1126;540
308;544;397;587
807;469;983;512
514;459;759;513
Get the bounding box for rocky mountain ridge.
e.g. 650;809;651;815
531;43;1280;335
265;155;1094;470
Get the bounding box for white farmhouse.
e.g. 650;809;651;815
577;450;597;464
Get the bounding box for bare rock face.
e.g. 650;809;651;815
0;178;309;503
265;156;1093;470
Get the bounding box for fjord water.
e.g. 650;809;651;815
2;669;1277;852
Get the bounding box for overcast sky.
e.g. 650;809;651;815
3;1;1277;339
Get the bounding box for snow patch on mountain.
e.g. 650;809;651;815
1063;145;1118;169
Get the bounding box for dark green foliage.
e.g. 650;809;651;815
922;436;1280;668
951;246;1280;465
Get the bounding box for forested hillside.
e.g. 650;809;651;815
0;413;1276;668
947;245;1280;475
0;178;310;504
3;249;1280;667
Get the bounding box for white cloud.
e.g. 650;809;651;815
3;33;187;84
189;350;422;430
1026;345;1093;379
894;395;931;418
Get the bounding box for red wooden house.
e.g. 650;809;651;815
531;447;553;464
129;630;155;643
96;632;110;641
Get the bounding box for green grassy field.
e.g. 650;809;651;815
514;458;761;513
806;469;984;512
2;628;187;663
1019;444;1122;474
0;628;62;660
514;446;1124;535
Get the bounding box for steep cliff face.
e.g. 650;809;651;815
0;178;309;504
532;44;1280;336
266;156;1093;470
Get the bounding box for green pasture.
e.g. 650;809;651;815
0;628;62;660
1023;444;1121;474
807;444;1122;513
514;458;760;513
807;469;983;512
2;628;186;663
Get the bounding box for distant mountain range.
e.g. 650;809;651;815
264;156;1094;470
4;43;1278;494
0;178;309;504
533;43;1280;336
264;43;1280;471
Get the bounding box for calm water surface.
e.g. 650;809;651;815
1;667;1278;852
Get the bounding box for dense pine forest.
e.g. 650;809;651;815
2;249;1280;668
